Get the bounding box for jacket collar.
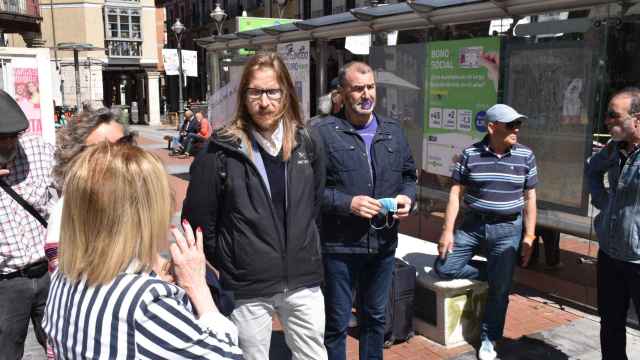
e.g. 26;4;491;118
330;111;393;135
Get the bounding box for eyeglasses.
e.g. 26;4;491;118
607;109;639;121
246;88;283;101
116;132;137;145
504;120;522;130
607;109;622;120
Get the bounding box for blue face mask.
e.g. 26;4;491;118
378;198;397;215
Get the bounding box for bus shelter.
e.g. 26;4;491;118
198;0;640;315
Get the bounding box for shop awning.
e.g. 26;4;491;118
195;0;621;51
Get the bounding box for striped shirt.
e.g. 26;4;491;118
43;267;243;359
452;136;537;215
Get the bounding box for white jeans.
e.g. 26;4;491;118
230;286;327;360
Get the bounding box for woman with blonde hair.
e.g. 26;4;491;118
43;142;242;359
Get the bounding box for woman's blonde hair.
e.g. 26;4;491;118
221;52;303;161
58;142;173;286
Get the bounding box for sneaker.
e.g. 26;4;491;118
169;150;183;157
478;339;497;360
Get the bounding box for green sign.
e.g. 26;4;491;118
237;17;297;56
423;37;501;176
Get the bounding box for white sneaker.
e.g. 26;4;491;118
478;339;497;360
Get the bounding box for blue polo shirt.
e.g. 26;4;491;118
452;136;538;215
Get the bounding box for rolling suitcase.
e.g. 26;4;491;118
384;258;416;347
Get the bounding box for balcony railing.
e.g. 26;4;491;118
106;40;142;58
0;0;40;18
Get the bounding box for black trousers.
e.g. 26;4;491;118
597;250;640;360
0;272;50;360
530;227;561;266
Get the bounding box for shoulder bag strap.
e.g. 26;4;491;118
0;179;48;228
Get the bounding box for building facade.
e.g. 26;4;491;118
38;0;164;124
0;0;44;46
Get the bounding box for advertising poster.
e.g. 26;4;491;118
505;44;592;213
12;58;41;136
277;41;310;121
423;37;501;177
162;49;198;77
207;65;242;129
237;17;297;56
207;79;239;129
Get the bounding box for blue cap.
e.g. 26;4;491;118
485;104;527;123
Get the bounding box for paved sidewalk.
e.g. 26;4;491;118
23;124;639;359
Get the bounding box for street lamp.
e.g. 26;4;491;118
171;19;186;131
210;3;227;36
275;0;288;18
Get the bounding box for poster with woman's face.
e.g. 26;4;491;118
13;65;41;136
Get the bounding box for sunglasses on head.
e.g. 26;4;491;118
116;133;137;145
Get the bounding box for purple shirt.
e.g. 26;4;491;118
355;114;378;177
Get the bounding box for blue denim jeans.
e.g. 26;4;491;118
323;250;395;360
434;213;522;342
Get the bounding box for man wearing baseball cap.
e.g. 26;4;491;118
434;104;538;360
0;90;56;358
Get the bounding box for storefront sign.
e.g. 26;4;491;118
422;37;501;177
237;17;297;56
277;41;310;121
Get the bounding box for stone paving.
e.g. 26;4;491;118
22;124;640;359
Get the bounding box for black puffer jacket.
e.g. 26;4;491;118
182;128;325;300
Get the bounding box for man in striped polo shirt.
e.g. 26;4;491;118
434;104;538;360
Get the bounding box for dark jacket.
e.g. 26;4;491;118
311;112;417;254
181;127;326;300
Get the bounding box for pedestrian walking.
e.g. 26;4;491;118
312;61;417;360
0;90;57;360
585;88;640;360
434;104;538;360
182;52;327;360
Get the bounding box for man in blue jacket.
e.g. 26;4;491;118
586;88;640;360
312;62;417;360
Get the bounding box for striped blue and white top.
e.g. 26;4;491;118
43;267;243;359
452;137;538;215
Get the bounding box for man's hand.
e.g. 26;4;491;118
393;195;412;219
0;169;9;177
438;231;454;259
521;234;536;267
350;195;381;219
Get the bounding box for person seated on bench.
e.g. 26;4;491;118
180;112;211;158
164;110;199;155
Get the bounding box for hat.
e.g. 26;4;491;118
0;90;29;134
486;104;527;123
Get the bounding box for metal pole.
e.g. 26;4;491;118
177;36;185;131
74;49;81;111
